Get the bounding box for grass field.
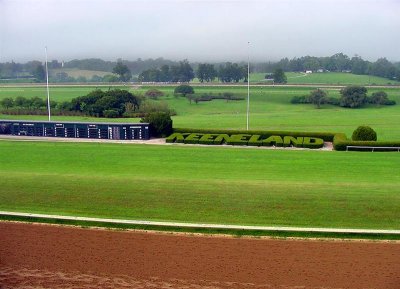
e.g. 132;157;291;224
49;68;112;78
251;72;400;85
0;140;399;230
1;85;399;140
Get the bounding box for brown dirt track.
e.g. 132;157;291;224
0;222;399;289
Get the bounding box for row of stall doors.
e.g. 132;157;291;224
14;125;143;140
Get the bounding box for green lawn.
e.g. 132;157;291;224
1;85;400;140
49;68;112;78
0;140;399;229
251;72;400;85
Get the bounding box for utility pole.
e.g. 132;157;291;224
246;41;250;130
45;46;51;121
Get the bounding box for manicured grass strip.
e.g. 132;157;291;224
2;217;400;241
0;140;399;230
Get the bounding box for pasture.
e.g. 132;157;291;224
0;140;399;230
49;68;112;78
1;85;400;139
251;72;400;85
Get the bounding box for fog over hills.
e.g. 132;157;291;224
1;0;399;62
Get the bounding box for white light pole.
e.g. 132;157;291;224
246;41;250;130
45;46;51;121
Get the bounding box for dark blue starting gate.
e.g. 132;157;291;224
0;120;150;140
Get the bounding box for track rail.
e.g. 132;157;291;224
1;211;399;235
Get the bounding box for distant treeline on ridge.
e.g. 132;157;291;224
1;53;399;83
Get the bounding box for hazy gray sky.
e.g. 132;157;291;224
1;0;399;62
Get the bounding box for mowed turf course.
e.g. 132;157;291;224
0;140;399;230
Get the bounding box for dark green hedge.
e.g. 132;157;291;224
173;128;337;142
333;133;400;151
170;128;400;151
167;132;325;149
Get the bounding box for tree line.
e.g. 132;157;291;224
1;53;399;83
139;61;247;83
260;53;400;81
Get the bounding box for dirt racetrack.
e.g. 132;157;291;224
0;222;399;289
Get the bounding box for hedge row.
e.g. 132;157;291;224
333;133;400;151
173;128;336;142
172;128;400;151
166;133;324;149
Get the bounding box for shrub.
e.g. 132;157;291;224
144;89;164;99
309;89;327;108
291;95;310;104
302;137;324;149
174;85;194;97
0;97;14;109
385;99;396;105
332;133;349;151
262;136;283;147
166;132;190;143
340;86;368;108
248;135;263;146
369;91;388;105
141;112;173;138
226;134;251;146
283;136;304;148
326;97;340;106
198;134;220;145
135;100;176;117
184;133;203;144
352;126;377;141
103;109;119;118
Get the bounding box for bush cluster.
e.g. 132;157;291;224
187;92;244;104
291;86;396;108
70;89;140;117
0;96;85;116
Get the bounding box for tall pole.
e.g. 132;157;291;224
246;41;250;130
45;46;51;121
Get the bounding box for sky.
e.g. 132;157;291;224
1;0;399;63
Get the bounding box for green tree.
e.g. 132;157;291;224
170;60;194;82
273;68;287;84
340;86;368;108
33;64;46;82
309;89;327;108
0;97;14;109
141;112;173;137
174;85;194;97
31;96;46;109
112;61;132;82
218;62;246;83
197;63;217;83
14;96;30;108
369;91;389;105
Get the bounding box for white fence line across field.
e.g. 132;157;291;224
1;211;399;235
346;146;400;152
